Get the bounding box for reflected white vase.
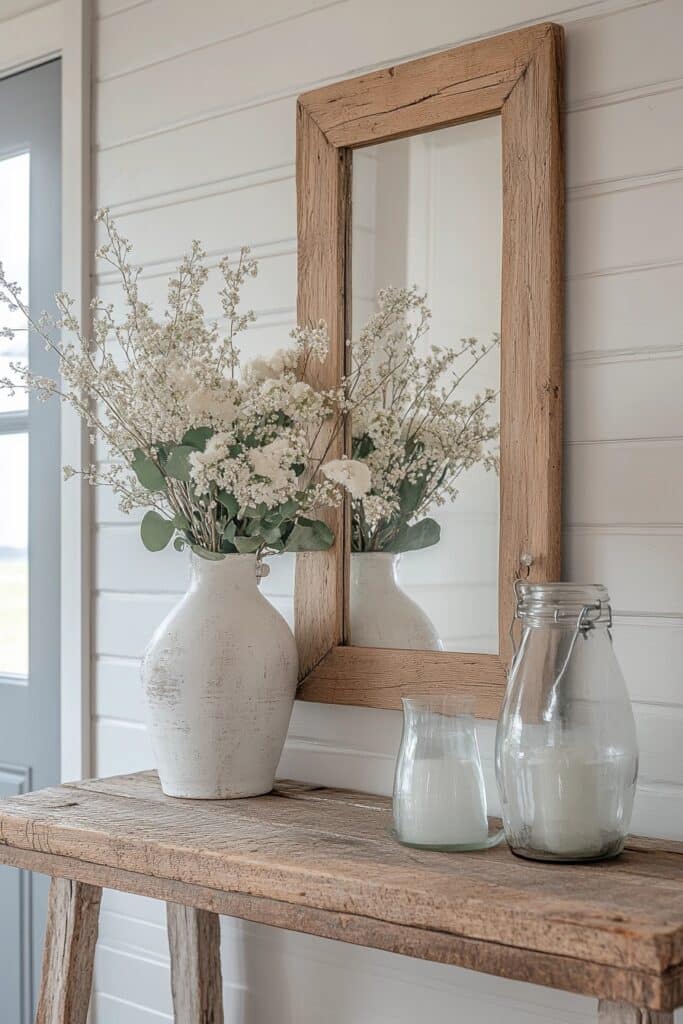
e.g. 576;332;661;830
141;552;298;799
350;552;444;651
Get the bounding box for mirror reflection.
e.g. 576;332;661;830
348;119;502;654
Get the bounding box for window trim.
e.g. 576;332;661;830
0;0;92;783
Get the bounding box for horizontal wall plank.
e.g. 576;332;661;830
566;85;683;190
565;439;683;524
95;0;664;148
94;250;296;324
566;355;683;442
613;618;683;706
95;527;296;595
94;175;295;268
567;177;683;280
93;915;599;1024
96;96;296;208
95;593;176;658
96;0;152;17
0;0;54;21
95;657;144;722
565;0;683;110
564;528;683;614
565;263;683;359
95;718;153;775
98;907;169;960
95;944;172;1016
98;17;683;214
96;0;340;82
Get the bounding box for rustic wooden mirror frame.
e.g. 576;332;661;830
294;23;564;717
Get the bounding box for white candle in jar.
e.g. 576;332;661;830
528;747;605;857
394;755;489;847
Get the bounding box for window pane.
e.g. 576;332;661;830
0;152;30;413
0;432;28;676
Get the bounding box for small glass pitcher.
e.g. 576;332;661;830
393;696;504;851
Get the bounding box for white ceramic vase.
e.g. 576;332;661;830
349;552;444;651
141;552;298;799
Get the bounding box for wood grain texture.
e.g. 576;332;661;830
298;645;506;714
295;23;564;711
1;772;682;1011
294;101;351;679
598;1001;674;1023
298;25;547;148
35;876;101;1024
167;902;224;1023
499;23;564;662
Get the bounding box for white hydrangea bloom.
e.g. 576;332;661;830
322;459;372;499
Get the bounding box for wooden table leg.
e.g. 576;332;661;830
35;877;102;1024
167;902;224;1023
598;1001;674;1023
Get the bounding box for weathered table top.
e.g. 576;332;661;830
0;771;681;1012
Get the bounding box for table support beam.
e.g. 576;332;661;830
598;1001;674;1023
35;876;101;1024
167;902;224;1023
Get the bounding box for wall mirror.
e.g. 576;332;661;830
294;23;564;717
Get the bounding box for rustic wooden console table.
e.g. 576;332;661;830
0;771;681;1023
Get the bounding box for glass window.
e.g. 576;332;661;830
0;432;28;677
0;150;31;677
0;152;30;414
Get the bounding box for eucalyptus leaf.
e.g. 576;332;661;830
140;510;175;552
382;517;441;553
221;521;237;543
173;536;187;552
217;490;239;518
181;426;213;450
165;445;194;482
278;499;299;519
234;535;263;554
173;512;190;531
397;475;428;518
131;449;166;492
285;520;334;552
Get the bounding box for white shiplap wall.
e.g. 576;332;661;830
91;1;683;1021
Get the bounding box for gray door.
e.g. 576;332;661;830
0;59;61;1023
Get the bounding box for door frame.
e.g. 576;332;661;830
0;0;92;784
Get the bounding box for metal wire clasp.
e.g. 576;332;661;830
508;554;534;663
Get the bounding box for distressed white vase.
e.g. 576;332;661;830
141;552;298;799
350;552;444;651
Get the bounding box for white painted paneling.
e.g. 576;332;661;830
90;0;683;1021
566;86;683;189
566;354;683;442
566;439;683;524
564;0;683;109
567;178;683;279
96;0;340;81
94;0;664;147
565;527;683;613
0;0;53;19
94;175;295;268
566;263;683;358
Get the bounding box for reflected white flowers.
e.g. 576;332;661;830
246;347;298;382
348;286;500;555
322;458;372;500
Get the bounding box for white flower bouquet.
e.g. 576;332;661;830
349;286;500;554
0;210;368;559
